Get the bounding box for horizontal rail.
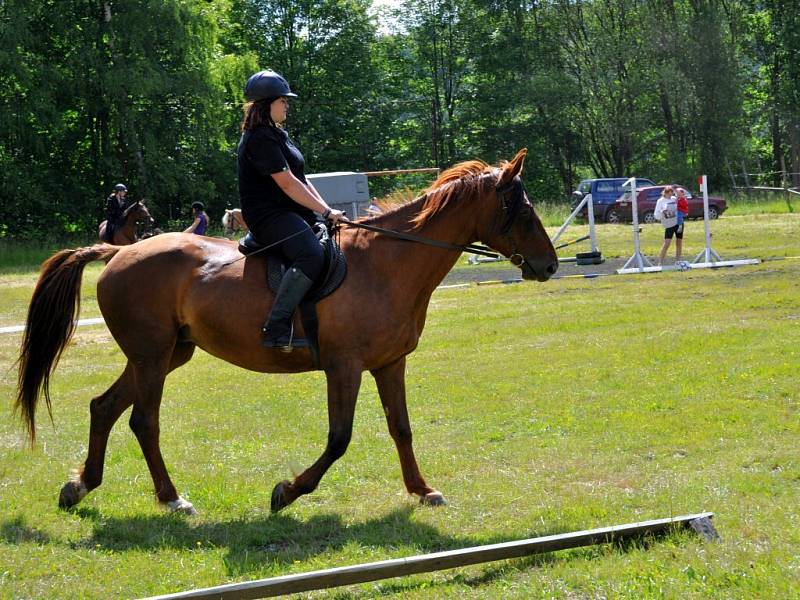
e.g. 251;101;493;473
143;512;714;600
361;168;440;177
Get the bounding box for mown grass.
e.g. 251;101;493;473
0;215;798;598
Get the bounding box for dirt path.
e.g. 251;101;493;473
442;256;628;285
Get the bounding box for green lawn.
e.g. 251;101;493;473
0;214;798;598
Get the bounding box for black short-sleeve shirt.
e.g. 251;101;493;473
237;126;315;230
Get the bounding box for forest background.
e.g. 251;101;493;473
1;0;798;240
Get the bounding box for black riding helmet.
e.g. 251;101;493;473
244;70;298;101
114;183;127;192
191;201;204;210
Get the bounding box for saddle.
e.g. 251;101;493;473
237;222;347;365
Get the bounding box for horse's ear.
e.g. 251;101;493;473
498;148;527;186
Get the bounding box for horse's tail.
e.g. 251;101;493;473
15;244;121;444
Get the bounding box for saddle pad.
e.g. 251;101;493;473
267;233;347;303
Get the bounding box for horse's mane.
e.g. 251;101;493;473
361;160;498;229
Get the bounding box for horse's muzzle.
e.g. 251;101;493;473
520;256;558;282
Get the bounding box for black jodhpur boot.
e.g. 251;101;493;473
261;267;314;351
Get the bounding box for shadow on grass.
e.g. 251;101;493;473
0;508;695;596
44;506;687;574
0;515;52;544
63;505;550;575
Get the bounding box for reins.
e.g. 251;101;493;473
221;173;529;267
340;220;499;258
220;228;308;266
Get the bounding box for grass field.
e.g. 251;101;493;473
0;214;798;598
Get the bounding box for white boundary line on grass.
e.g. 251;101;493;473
0;317;105;335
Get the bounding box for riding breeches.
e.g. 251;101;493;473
250;212;324;282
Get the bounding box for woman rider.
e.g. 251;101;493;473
237;69;346;351
103;183;128;243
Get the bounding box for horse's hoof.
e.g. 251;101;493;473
58;479;88;510
166;496;198;516
271;480;292;513
419;491;447;507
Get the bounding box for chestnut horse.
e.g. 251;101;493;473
98;200;154;245
15;150;557;515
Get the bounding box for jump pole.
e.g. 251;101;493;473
620;177;652;272
142;512;717;600
689;174;759;270
692;174;722;264
551;193;600;256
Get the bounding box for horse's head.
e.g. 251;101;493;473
482;149;558;281
127;200;155;227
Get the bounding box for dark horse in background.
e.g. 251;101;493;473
98;200;154;245
16;150;557;515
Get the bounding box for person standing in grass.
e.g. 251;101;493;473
655;186;681;265
671;187;690;265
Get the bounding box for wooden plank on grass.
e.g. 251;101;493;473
142;512;715;600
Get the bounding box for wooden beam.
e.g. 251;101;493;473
142;512;715;600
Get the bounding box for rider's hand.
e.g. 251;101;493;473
325;208;347;223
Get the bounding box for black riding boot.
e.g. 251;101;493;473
261;267;314;351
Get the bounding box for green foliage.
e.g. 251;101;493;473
0;0;798;239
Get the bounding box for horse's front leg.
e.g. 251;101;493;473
371;357;446;506
271;364;362;512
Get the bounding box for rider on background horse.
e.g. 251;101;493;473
237;69;346;351
102;183;129;243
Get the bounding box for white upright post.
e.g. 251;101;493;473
693;174;722;264
621;177;652;271
586;192;599;253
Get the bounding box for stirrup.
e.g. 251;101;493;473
261;323;309;352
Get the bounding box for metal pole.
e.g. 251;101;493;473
621;178;652;271
142;512;716;600
551;195;588;244
586;191;598;253
551;194;598;255
693;174;722;264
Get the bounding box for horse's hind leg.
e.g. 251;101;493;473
371;357;445;506
59;363;136;509
128;341;197;514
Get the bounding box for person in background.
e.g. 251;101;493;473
654;186;681;265
673;187;690;263
237;69;346;351
184;201;209;235
103;183;129;243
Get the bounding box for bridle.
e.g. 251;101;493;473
494;175;539;270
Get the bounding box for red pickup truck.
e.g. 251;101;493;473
608;185;727;224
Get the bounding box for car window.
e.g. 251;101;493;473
596;181;616;193
637;178;656;187
647;189;661;199
578;181;591;194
